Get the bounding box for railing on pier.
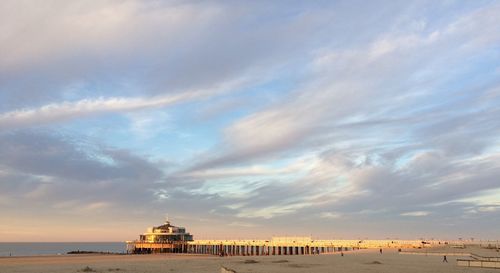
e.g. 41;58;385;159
126;240;187;254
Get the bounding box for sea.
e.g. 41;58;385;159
0;242;126;256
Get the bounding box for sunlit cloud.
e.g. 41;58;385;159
401;211;430;217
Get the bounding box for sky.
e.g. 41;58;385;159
1;0;500;242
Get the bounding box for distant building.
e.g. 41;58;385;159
138;219;193;243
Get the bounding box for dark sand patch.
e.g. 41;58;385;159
80;266;96;272
287;263;319;268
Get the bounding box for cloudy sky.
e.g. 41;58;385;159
1;0;499;242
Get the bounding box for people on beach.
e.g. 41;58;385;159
379;248;383;254
443;255;448;263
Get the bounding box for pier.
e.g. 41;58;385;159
126;219;439;255
128;238;359;255
127;237;434;255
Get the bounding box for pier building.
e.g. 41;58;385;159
127;219;193;253
139;219;193;243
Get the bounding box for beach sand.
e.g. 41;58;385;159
1;247;498;273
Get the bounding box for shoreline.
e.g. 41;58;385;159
1;248;499;273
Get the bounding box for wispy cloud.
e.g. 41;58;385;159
401;211;430;217
0;79;244;130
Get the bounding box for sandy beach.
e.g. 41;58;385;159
1;247;498;273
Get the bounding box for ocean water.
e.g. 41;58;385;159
0;242;126;256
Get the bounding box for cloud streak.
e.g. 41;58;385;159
0;79;244;130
